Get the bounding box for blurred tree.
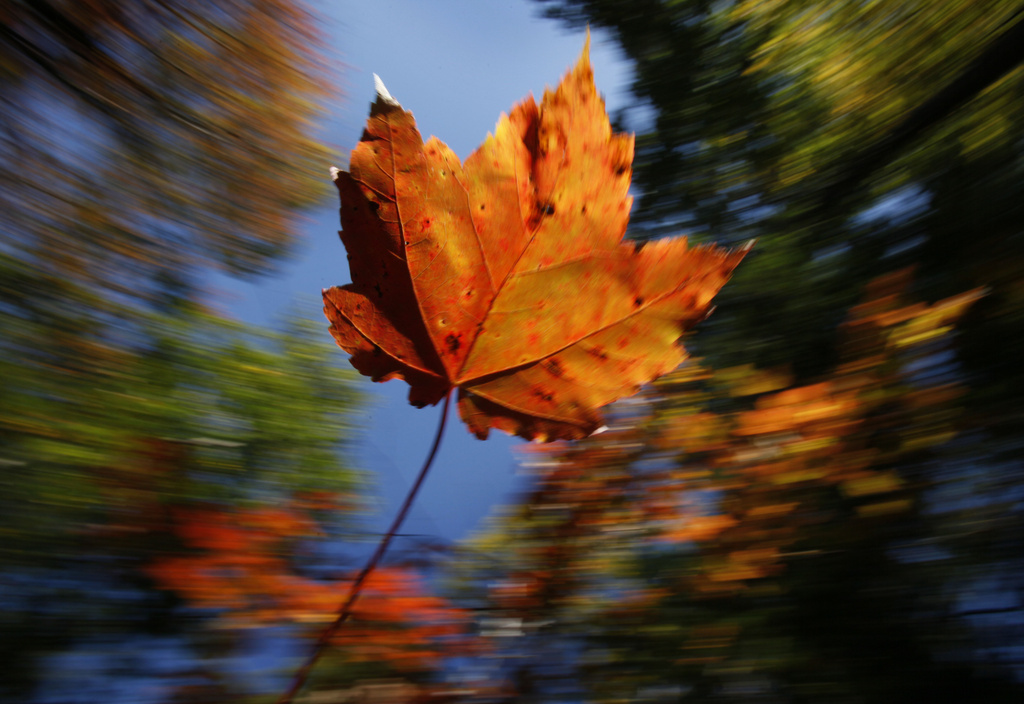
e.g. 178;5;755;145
0;0;335;301
451;275;1024;703
0;305;371;699
446;2;1024;699
0;1;374;700
536;0;1024;400
549;0;1024;634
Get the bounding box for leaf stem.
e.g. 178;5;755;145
276;390;454;704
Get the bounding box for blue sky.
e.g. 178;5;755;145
213;1;634;543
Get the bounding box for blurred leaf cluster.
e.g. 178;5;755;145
450;271;1020;702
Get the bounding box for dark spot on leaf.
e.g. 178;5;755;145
479;203;486;211
545;359;564;377
587;347;608;361
445;333;461;354
368;200;380;212
465;288;474;299
531;387;554;403
615;165;627;176
374;283;383;298
581;205;587;215
634;296;644;307
541;202;555;216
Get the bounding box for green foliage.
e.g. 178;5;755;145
0;300;366;698
1;303;361;545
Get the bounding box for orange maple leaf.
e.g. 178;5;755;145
324;37;749;441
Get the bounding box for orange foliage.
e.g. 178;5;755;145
148;505;470;672
645;277;984;590
661;513;739;544
334;568;470;670
485;272;983;623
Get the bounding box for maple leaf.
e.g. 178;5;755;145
323;37;749;441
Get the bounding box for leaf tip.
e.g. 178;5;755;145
575;26;592;70
329;166;341;181
590;425;609;437
373;74;401;107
